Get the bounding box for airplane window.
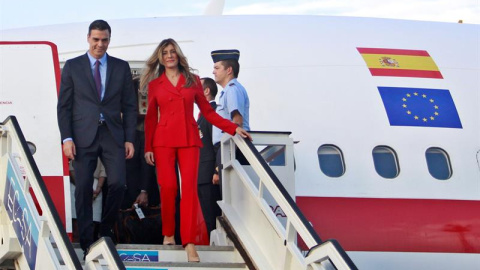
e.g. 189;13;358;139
372;146;399;179
425;147;452;180
317;145;345;177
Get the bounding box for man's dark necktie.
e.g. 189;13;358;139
94;60;102;99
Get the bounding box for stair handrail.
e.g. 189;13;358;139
85;237;125;270
221;133;358;269
0;116;82;269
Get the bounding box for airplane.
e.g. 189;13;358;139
0;1;479;269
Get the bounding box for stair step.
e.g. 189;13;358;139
116;244;243;264
123;261;247;269
117;244;235;251
68;243;245;266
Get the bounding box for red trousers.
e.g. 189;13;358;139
153;146;207;245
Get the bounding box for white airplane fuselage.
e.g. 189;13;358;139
1;15;479;269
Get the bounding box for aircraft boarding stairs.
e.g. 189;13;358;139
0;116;358;270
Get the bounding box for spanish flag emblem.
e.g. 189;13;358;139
357;48;443;79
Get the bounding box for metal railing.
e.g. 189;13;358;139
0;116;82;269
218;132;358;270
85;237;125;270
0;116;124;269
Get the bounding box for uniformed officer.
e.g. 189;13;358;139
211;49;250;185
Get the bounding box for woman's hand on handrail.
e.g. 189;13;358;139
235;127;252;141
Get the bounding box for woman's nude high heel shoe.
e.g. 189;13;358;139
163;235;175;245
185;243;200;262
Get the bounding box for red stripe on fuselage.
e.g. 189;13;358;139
296;197;480;253
368;68;443;79
357;47;431;56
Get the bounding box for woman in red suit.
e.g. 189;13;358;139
141;38;250;262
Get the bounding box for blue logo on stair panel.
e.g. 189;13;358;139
118;250;159;262
3;160;40;270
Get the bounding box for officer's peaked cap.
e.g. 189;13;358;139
211;49;240;63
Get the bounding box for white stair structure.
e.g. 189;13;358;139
0;116;86;270
211;132;357;270
0;116;357;269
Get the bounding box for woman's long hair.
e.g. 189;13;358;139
140;38;197;93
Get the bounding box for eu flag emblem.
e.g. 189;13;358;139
378;87;462;128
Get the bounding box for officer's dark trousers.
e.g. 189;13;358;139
198;159;222;235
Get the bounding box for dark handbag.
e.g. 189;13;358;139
115;206;163;244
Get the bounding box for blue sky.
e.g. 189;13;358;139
1;0;478;30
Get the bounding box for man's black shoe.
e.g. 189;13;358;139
83;247;90;261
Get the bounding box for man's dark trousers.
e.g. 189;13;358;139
74;124;126;250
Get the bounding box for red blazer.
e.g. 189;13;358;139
145;73;237;152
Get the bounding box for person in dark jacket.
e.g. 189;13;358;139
197;77;222;236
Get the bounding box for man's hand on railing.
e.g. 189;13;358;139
235;127;252;141
63;140;76;160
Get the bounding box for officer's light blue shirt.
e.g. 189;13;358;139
212;78;250;144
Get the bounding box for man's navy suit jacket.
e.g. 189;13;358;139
57;53;137;147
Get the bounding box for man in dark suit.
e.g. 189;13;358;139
197;77;222;235
57;20;137;256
